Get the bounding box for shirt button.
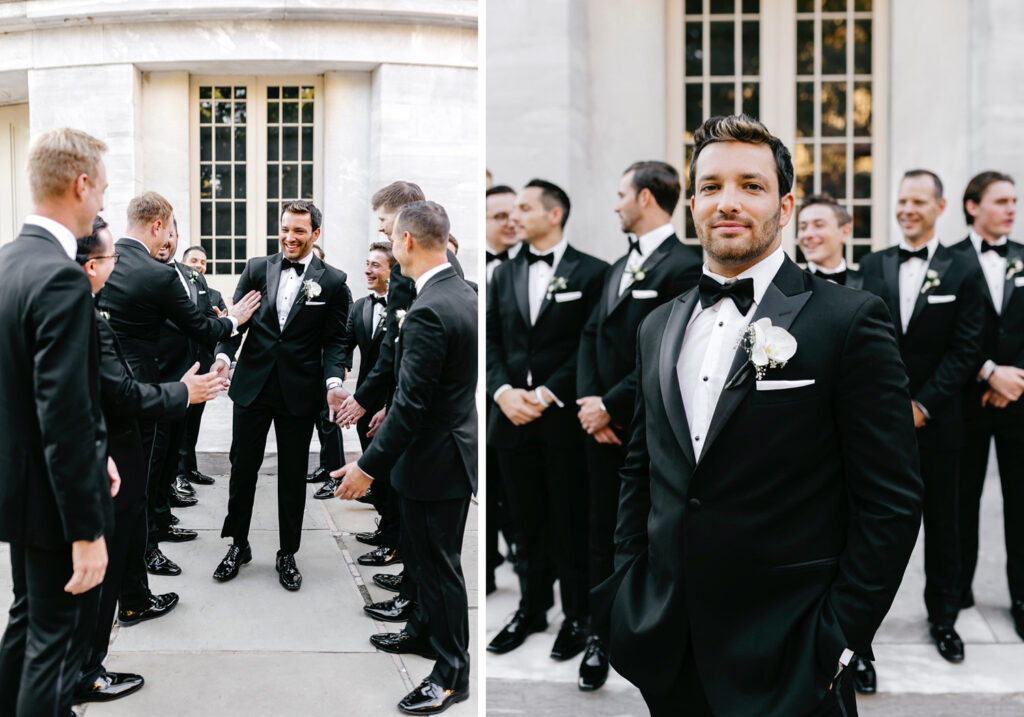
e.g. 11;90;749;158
702;376;709;382
718;321;724;327
694;435;701;441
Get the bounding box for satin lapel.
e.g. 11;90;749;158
1002;242;1023;314
511;256;531;327
956;241;995;313
177;263;198;304
881;249;902;334
698;263;812;467
266;255;283;332
909;247;953;330
282;260;324;334
535;248;580;325
363;297;377;341
658;290;698;468
604;255;629;315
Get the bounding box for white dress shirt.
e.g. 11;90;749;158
370;291;387;333
414;262;452;294
173;262;193;299
677;246;785;459
25;214;77;260
277;252;315;329
618;222;676;295
527;238;568;324
806;257;848;279
970;230;1007;314
897;237;939;333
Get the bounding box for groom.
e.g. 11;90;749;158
595;114;923;717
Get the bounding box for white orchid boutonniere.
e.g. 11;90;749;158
189;269;200;284
1007;257;1023;280
625;262;646;285
742;317;798;380
395;309;407;328
303;280;322;301
100;310;110;321
546;276;568;299
920;269;940;295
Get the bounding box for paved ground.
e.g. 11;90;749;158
486;442;1024;715
0;393;478;716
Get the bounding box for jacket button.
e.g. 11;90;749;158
687;498;702;510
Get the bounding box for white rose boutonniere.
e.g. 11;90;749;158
625;262;646;285
303;280;322;301
742;317;798;380
546;276;568;299
920;269;940;294
1007;257;1023;280
395;309;407;328
189;269;200;284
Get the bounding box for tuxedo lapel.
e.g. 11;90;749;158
176;263;198;304
603;255;629;314
282;258;323;333
956;240;996;313
658;291;698;468
881;249;902;333
908;246;953;330
1002;242;1023;314
511;256;531;327
607;237;677;317
535;247;580;325
363;296;377;340
266;255;283;332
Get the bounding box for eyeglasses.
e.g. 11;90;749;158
90;253;120;264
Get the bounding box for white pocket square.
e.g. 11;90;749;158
631;289;658;299
553;291;582;303
756;379;815;391
1014;277;1024;287
926;294;956;304
198;290;207;295
305;300;326;306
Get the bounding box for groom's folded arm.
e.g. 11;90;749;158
831;294;924;654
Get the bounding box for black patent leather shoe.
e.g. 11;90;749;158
1011;601;1024;641
398;679;469;715
168;489;198;508
173;474;196;497
74;670;145;702
276;552;302;591
551;618;589;660
306;466;329;483
929;624;965;663
370;631;438;659
186;469;215;485
313;478;340;500
156;526;198;543
364;596;415;622
357;545;401;566
355;485;375;504
213;543;251;582
145;547;181;576
577;635;609;691
118;592;179;626
487;610;547;654
169;513;180;525
356;529;385;546
851;655;877;694
373;572;403;592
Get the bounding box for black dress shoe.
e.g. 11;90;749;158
186;469;215;485
118;592;179;626
364;596;415;622
851;655;877;694
168;489;198;508
373;572;403;592
487;610;547;654
145;548;181;576
168;513;180;525
578;635;609;691
173;474;196;497
551;618;589;660
1011;601;1024;641
156;526;198;543
357;545;401;566
276;552;302;591
356;529;385;546
370;631;438;659
74;670;145;702
213;543;251;582
355;485;375;504
313;478;340;500
398;679;469;715
306;466;329;483
929;623;965;663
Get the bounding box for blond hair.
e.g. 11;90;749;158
127;191;173;228
27;128;107;204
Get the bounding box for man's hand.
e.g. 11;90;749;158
335;395;367;427
65;536;108;595
912;401;927;428
987;365;1024;402
496;389;543;426
211;358;232;383
107;456;121;498
591;425;623;445
576;396;612;434
982;388;1011;409
326;386;351;422
180;362;227;403
227;289;261;325
366;407;386;438
331;462;373;500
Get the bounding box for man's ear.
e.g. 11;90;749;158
73;173;89;201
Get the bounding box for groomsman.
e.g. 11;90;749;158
486;184;521;281
575;161;701;690
860;169;985;662
950;171;1024;639
0;127;114;716
797;193;863;288
213;200;351;591
595;114;923;717
332;201;477;715
487;179;608;660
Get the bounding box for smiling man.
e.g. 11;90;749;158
593;115;922;717
797;193;862;288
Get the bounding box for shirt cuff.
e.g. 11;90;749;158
326;377;342;390
355;460;376;483
216;352;232;368
536;386;565;408
914;400;931;420
979;359;997;382
227;316;239;336
493;384;512;402
599;398;609;414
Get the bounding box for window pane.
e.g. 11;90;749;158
216;127;231;161
268;86;279;99
268;126;279;162
742;21;759;75
215;261;231;274
854;19;872;74
283;102;299;124
743;0;759;12
821;81;846;137
686;84;703;140
855;0;872;10
852;243;871;263
234;102;247;125
823;0;846;10
709;82;735;116
234;261;246;274
794;142;814;199
853;144;872;198
301;86;314;100
822;19;847;75
796;81;814;137
302;126;313;162
282;164;298;198
684;205;696;239
201;203;212;237
797;0;815;11
710;0;734;12
216;203;232;236
266;239;278;256
686;0;702;14
686;22;703;76
853;205;871;238
200;129;212;163
283;126;299;161
200;165;212;199
268;102;279;124
199;100;212;124
215;101;232;125
234;238;246;258
709;22;735;75
302;102;313;124
267;203;279;237
215;238;230;258
215;164;232;198
797;20;814;75
282;86;298;99
235;165;246;199
201;237;212;254
302;165;313;199
268;165;279;199
235;126;246;161
199;86;211;100
234;86;246;99
853;82;872;135
820;144;846;198
235;203;246;235
742;82;759;118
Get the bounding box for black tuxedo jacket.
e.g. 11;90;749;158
0;224;112;549
358;267;477;501
197;276;226;372
344;295;387;385
97;310;188;507
596;258;922;716
98;239;234;383
157;262;219;382
486;244;609;445
577;235;701;426
354;249;463;414
859;244;985;447
216;253;351;417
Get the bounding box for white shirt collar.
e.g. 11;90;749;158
527;236;568;269
807;257;847;274
24;215;77;260
898;235;939;260
415;262;452;294
120;235;153;254
702;244;786;306
969;229;1008;254
632;222;676;258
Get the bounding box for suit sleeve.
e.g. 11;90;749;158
322;273;351;384
98;320;188;422
214;262;254;361
163;268;234;347
342;300;358;373
541;262;608;401
576;300;602;398
485;267;513;395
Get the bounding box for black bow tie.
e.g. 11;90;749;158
282;258;305;275
981;241;1008;257
525;251;554;267
370;295;387;307
812;268;846;285
627;236;641;256
488;249;509;262
898;247;928;264
698;275;755;315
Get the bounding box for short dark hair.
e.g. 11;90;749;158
962;170;1015;225
902;169;944;199
486;184;516;198
395;200;450;251
447;234;459;253
625;161;682;215
311;244;325;260
689;114;793;198
797;193;852;226
182;245;206;261
372;181;425;212
281;199;322;232
525;178;571;228
75;215;109;264
368;240;396;267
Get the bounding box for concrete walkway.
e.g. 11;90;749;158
486;443;1024;715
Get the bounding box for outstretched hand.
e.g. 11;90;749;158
335;395;367;427
330;462;373;500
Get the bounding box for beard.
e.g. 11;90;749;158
698;204;782;268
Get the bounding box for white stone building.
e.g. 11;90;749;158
0;0;479;294
488;0;1021;264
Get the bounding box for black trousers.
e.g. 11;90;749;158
222;370;315;555
316;405;344;473
399;495;471;691
920;444;962;625
177;401;206;475
958;410;1024;606
150;417;186;549
496;416;588;620
0;543;100;716
584;437;627;639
